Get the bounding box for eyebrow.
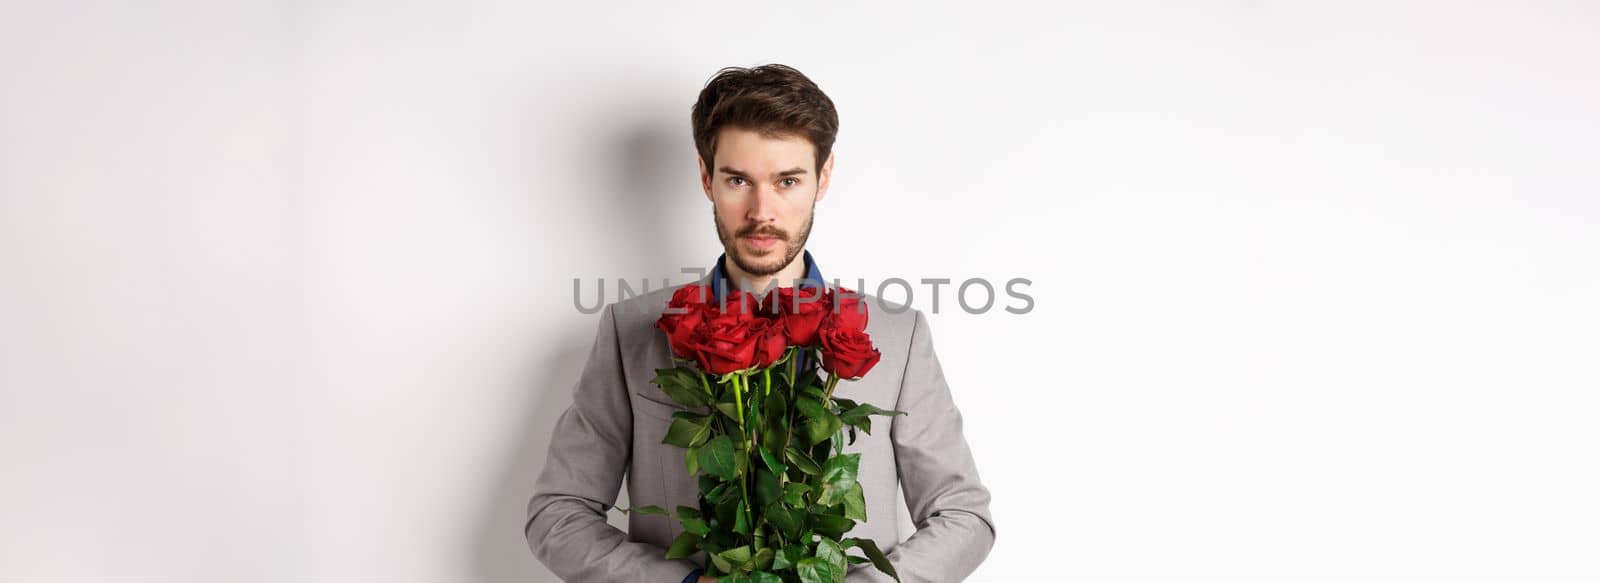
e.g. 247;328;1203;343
718;166;809;178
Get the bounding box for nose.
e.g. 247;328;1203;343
746;182;779;225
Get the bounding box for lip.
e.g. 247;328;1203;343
742;235;780;249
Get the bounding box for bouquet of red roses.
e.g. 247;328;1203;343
618;282;905;583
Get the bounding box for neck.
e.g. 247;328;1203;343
723;250;808;296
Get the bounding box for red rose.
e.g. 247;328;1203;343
668;282;709;307
824;287;869;334
691;318;760;375
665;307;708;359
657;284;711;359
774;286;829;346
707;290;760;327
752;287;780;316
752;318;788;369
819;323;882;380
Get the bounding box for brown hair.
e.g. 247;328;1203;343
691;64;839;177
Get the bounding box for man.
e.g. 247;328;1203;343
524;64;995;582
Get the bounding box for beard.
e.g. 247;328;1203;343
713;203;815;277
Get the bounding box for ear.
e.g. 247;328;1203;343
815;152;835;203
698;155;714;202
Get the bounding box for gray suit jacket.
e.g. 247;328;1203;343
524;275;996;582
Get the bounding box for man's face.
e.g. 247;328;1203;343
700;126;834;278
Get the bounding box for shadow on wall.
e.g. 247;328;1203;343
470;102;707;582
473;343;594;583
607;117;702;278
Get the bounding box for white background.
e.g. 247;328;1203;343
3;1;1597;582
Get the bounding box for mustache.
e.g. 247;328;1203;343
738;226;787;239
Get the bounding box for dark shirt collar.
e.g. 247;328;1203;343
709;249;825;303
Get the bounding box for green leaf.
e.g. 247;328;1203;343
754;469;781;510
665;530;701;559
678;506;710;536
714;493;739;528
719;572;781;583
839;403;906;426
846;537;900;582
809;502;843;516
841;481;867;521
662;413;711;448
748;547;775;571
809;438;832;463
763;501;802;540
809;513;854;539
805;415;841;450
794;395;826;420
680;517;710;537
816;453;860;506
771;544;805;570
798;378;825;402
618;504;667;515
699;435;738;480
652;367;709;407
748;389;764;424
718;545;753;571
794;368;820;395
705;480;735;504
783;447;822;476
710;552;734;574
704;528;735;553
841;415;871;436
716;401;741;420
796;557;838;583
685;446;699;475
733;499;751;534
762;386;788;421
758;446;788;475
816;537;848;576
783;482;811;507
761;423;788;455
795;397;842;447
716;572;780;583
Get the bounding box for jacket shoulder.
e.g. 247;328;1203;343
604;280;690;339
851;290;923;341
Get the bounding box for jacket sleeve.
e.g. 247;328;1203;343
524;303;703;582
848;309;997;582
